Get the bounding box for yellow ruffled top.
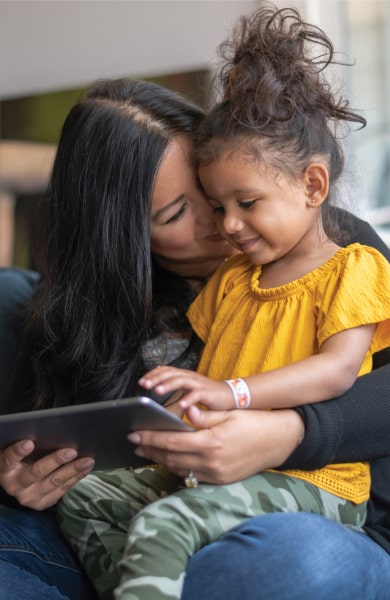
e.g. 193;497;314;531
188;244;390;503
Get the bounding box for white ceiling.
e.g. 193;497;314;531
0;0;259;100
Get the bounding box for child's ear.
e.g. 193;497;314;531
303;163;329;207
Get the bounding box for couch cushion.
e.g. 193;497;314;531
0;268;39;412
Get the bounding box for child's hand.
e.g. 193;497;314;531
139;366;235;410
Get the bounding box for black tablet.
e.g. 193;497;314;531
0;396;193;470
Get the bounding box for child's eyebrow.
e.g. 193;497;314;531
231;185;258;194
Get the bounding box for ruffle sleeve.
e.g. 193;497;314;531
317;244;390;354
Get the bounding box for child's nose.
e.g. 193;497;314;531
223;213;242;235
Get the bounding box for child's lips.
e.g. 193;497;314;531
235;237;260;252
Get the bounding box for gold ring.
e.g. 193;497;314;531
184;470;199;488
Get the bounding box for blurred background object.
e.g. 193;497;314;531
0;0;388;268
0;140;56;266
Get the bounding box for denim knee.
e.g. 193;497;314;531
184;512;390;600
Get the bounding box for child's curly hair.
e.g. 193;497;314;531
197;4;366;242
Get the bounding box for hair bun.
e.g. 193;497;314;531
219;5;352;126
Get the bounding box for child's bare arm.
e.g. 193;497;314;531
244;323;376;409
139;324;376;411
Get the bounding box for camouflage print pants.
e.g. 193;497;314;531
57;466;366;600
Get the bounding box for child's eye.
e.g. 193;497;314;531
165;204;186;224
212;205;225;215
196;176;205;192
239;200;256;210
206;197;224;214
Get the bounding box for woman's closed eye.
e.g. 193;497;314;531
164;203;187;224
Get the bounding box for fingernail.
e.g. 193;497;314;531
20;440;34;452
62;449;78;460
128;433;141;444
79;458;95;471
134;447;144;457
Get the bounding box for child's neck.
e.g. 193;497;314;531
258;239;340;289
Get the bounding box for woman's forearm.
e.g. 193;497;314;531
281;364;390;470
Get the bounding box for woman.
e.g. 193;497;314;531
1;78;389;600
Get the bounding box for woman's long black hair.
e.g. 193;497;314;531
24;78;205;409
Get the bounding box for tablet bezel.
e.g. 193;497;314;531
0;396;193;470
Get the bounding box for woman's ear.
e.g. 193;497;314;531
303;163;329;207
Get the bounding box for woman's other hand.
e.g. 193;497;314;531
0;440;95;510
128;406;304;485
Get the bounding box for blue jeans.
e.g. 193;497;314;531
1;505;389;600
184;512;390;600
0;505;98;600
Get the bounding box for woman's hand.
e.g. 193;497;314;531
139;366;234;410
128;405;304;485
0;440;95;510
